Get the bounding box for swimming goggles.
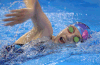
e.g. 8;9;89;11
59;26;80;43
59;22;91;44
68;26;80;43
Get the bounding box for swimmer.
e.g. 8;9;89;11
3;0;91;50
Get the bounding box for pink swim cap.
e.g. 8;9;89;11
82;30;89;40
73;22;91;41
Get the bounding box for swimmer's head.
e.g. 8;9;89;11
53;22;91;44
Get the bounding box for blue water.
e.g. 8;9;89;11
0;0;100;65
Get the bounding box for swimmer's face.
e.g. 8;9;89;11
54;25;82;44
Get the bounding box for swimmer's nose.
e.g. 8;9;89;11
66;36;72;42
67;38;70;41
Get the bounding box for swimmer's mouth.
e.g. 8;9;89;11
59;37;66;43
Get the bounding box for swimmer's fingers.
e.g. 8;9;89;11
3;8;34;26
4;9;26;17
5;22;17;26
10;9;23;13
4;21;23;26
5;13;21;17
10;8;31;13
3;18;16;21
3;16;24;21
9;8;34;17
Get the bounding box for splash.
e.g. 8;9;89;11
0;0;100;65
0;31;100;65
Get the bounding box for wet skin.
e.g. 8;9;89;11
54;25;82;44
3;0;82;45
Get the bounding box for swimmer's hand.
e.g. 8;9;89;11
3;8;34;26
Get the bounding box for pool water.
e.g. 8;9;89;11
0;0;100;65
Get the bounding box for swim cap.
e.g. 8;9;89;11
73;22;91;42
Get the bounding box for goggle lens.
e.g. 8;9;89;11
68;27;74;33
74;36;79;43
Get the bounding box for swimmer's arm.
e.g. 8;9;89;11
23;0;53;37
23;0;52;29
3;0;53;44
15;0;53;44
24;0;53;36
3;0;52;30
3;0;52;31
